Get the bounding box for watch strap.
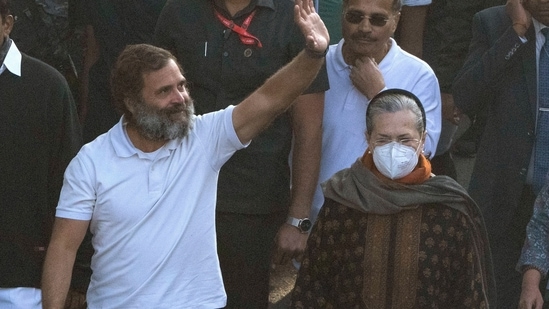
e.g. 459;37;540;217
286;216;312;233
286;216;301;228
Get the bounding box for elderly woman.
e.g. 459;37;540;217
290;89;496;308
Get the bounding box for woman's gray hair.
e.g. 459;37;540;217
366;89;426;135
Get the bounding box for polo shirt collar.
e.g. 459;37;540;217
253;0;274;9
333;37;397;73
0;39;22;76
333;38;350;72
111;116;181;160
212;0;274;18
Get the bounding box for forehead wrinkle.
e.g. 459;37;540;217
142;62;185;93
345;0;394;15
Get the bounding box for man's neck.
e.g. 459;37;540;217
126;124;167;153
0;36;11;66
222;0;252;16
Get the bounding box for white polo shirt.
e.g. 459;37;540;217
57;106;245;308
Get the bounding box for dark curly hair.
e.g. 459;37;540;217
110;44;182;120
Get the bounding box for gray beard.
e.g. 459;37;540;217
132;98;195;141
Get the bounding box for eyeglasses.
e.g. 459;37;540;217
373;138;420;148
344;11;390;27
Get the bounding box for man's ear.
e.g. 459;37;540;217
1;15;14;38
124;98;135;114
391;12;401;34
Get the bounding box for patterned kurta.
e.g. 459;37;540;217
291;199;490;309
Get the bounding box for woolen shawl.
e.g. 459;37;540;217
322;158;497;308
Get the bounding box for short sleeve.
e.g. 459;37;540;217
56;153;96;220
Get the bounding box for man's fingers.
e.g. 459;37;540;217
295;0;311;20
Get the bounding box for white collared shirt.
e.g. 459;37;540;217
534;19;548;69
0;40;22;76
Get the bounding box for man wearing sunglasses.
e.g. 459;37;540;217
309;0;441;223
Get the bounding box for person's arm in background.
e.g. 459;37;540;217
77;24;99;125
453;0;531;116
234;4;328;263
272;0;330;264
396;3;429;58
520;269;544;309
517;182;549;309
69;0;99;126
42;218;90;309
274;92;324;264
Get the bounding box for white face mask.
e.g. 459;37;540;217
372;141;419;180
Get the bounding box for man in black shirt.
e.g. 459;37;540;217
155;0;329;307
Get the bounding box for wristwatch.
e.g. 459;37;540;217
286;216;313;233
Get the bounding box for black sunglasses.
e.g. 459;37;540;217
344;11;390;27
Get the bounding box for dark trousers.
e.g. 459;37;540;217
216;211;286;309
491;186;537;309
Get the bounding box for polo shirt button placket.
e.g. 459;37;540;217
149;162;162;193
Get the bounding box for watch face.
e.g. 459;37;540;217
300;219;312;232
